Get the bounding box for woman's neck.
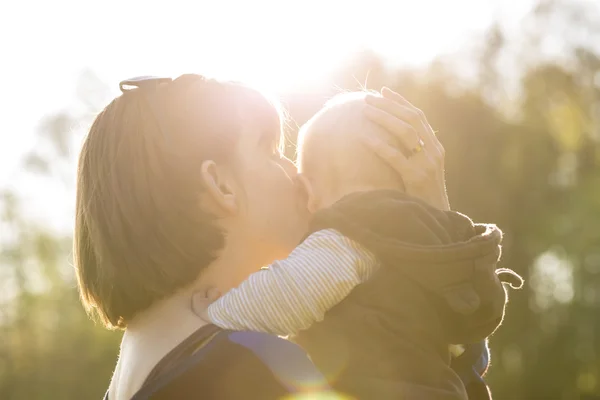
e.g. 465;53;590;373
195;232;268;294
110;235;264;400
127;234;263;335
111;288;209;400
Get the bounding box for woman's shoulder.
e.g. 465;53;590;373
132;330;329;400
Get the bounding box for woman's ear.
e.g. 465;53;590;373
200;160;238;216
298;174;319;214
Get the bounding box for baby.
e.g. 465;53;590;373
204;92;520;400
207;92;408;335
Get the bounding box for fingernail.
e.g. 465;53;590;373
364;94;377;104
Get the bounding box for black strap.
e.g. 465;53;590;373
142;324;222;387
103;324;224;400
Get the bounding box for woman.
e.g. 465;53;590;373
74;74;457;399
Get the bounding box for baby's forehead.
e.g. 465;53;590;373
298;92;390;177
300;92;384;147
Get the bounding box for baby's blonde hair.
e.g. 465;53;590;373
297;91;403;202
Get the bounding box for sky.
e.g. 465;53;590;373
0;0;538;230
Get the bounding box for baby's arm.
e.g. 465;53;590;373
207;229;377;336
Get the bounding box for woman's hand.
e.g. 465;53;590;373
361;87;450;211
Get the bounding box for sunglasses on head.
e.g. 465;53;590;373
119;74;209;140
119;76;174;139
119;75;173;93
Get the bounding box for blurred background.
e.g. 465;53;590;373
0;0;599;398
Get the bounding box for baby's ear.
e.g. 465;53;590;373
297;174;319;214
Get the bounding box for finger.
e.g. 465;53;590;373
381;87;429;126
190;288;221;321
381;87;430;129
190;291;211;313
360;133;411;174
361;133;435;191
363;105;421;151
381;87;415;108
365;95;438;151
364;104;444;168
206;287;222;302
366;94;422;128
379;88;442;152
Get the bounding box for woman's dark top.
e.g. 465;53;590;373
118;324;331;400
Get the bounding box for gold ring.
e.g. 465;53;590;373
409;138;425;157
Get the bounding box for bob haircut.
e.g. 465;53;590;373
74;74;283;329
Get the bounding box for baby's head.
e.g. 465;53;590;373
298;91;404;212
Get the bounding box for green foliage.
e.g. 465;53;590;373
0;190;121;399
1;1;599;399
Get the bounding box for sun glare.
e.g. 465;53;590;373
89;0;480;95
0;0;533;203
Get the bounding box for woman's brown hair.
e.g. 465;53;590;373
74;74;282;329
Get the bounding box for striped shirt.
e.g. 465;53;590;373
208;229;376;336
207;229;465;356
